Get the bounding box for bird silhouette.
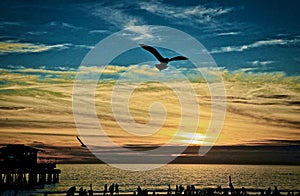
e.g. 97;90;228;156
139;44;188;71
76;136;86;147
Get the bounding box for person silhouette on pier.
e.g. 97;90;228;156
179;185;184;195
266;187;272;196
109;184;115;195
143;189;148;196
167;184;171;195
273;186;281;196
66;186;76;196
186;185;191;195
241;187;247;196
115;183;119;195
137;186;142;196
88;184;93;196
216;185;222;194
175;185;179;195
79;187;84;196
78;187;88;196
191;185;196;195
104;184;108;195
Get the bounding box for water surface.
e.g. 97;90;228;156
41;164;300;192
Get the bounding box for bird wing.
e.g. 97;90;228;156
139;44;165;62
76;136;86;147
169;56;188;61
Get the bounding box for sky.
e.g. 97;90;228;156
0;0;300;74
0;0;300;164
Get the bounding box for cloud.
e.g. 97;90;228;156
87;3;156;41
238;67;259;72
87;2;158;41
89;29;109;34
0;41;70;54
139;1;232;27
1;66;300;150
0;21;22;27
78;64;158;81
124;23;154;41
216;31;240;36
0;41;94;54
79;65;127;75
89;3;144;28
248;60;275;66
87;1;232;41
211;37;300;54
17;68;76;76
26;31;48;36
48;21;82;30
73;44;94;50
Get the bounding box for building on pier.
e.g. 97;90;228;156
0;144;61;190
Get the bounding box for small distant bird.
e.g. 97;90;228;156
139;44;188;71
76;136;86;147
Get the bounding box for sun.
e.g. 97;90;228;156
177;132;206;145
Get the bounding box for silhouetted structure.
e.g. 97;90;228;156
0;144;61;190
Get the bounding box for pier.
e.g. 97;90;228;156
0;144;61;191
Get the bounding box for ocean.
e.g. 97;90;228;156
2;164;300;195
45;164;300;192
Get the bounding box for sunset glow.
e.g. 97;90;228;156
0;1;299;164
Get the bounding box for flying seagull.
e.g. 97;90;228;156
76;136;86;147
139;44;188;71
